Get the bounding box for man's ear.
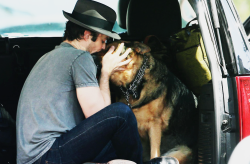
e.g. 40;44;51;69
83;30;92;40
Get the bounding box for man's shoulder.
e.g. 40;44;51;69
56;42;86;54
49;42;90;60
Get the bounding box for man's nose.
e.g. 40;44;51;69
102;44;106;50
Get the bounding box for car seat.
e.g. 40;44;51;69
117;0;182;41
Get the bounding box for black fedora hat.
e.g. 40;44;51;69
63;0;120;40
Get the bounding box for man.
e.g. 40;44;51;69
16;0;143;164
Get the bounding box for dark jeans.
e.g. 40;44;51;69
34;102;143;164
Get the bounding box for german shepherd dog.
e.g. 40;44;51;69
98;40;198;164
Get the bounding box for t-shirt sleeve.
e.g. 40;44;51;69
71;52;99;88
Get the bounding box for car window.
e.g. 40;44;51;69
179;0;196;27
1;0;200;38
0;0;77;37
0;0;125;38
0;0;197;38
232;0;250;22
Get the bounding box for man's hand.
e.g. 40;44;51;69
102;43;132;76
77;43;132;118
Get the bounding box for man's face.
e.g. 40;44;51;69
87;34;109;54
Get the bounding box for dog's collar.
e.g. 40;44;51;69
120;56;149;108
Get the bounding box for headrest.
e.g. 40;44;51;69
126;0;182;40
117;0;130;29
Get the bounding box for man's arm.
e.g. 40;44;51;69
77;43;132;118
76;70;110;119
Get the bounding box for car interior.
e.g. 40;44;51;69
0;0;215;163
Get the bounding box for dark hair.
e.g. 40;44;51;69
63;21;99;42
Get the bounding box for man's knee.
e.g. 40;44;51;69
111;102;130;110
110;102;136;122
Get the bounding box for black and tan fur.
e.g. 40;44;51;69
99;41;198;164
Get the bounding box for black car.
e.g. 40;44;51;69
1;0;250;163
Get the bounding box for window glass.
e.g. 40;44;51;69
232;0;250;22
179;0;196;28
0;0;124;38
0;0;78;37
0;0;199;38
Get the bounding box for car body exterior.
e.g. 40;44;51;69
193;0;250;163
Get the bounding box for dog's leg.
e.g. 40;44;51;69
148;122;162;159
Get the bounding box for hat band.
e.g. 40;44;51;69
72;11;114;31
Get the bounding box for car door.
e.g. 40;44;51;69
189;0;250;163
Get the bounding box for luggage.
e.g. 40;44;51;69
139;18;211;96
169;18;212;96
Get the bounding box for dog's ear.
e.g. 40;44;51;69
105;41;132;54
144;35;166;52
133;42;151;55
105;41;123;51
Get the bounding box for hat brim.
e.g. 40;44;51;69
63;11;121;40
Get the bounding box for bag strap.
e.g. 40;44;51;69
186;17;198;28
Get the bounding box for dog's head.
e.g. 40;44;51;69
106;41;152;88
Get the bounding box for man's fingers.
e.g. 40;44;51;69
117;58;132;67
113;67;126;72
113;43;124;55
107;46;115;54
120;48;132;60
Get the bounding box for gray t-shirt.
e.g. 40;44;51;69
16;42;99;164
